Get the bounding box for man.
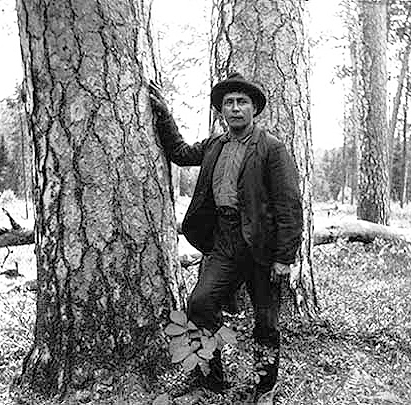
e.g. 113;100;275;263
150;73;303;402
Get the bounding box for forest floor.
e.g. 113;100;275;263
0;200;410;404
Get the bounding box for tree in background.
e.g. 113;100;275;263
387;0;411;196
154;1;211;198
340;0;362;205
210;0;316;317
391;73;411;206
356;0;390;224
313;149;332;202
400;75;411;206
156;22;208;198
340;0;411;210
14;0;184;398
313;148;345;202
0;134;10;193
0;87;32;200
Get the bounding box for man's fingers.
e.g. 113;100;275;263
149;80;162;97
149;80;161;90
149;83;166;105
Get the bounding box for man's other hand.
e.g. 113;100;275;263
270;262;290;282
149;81;169;118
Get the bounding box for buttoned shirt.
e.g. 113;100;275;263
212;126;254;209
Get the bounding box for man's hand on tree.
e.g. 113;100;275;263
149;80;169;118
270;262;291;282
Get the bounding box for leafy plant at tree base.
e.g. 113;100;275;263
164;310;237;376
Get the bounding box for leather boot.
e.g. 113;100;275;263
253;332;280;402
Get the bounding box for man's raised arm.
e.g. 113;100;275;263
149;82;205;166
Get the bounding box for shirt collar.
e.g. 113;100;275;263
228;124;255;144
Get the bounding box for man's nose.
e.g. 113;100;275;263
232;101;240;111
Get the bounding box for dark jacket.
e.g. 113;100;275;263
157;116;303;265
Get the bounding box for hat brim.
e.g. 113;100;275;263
211;79;266;117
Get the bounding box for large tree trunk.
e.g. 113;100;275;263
357;0;390;224
15;0;184;398
210;0;316;318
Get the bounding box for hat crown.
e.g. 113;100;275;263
227;72;244;81
211;72;267;117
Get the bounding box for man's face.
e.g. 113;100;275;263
221;92;256;130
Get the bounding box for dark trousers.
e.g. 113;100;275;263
187;209;281;343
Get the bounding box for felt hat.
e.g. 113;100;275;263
211;72;267;117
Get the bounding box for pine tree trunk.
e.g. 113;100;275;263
343;0;361;206
349;21;360;207
211;0;316;318
388;7;411;196
400;76;410;208
357;0;390;224
15;0;184;397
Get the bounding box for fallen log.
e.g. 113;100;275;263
2;208;23;231
0;209;34;248
314;219;411;245
0;229;34;248
0;219;410;251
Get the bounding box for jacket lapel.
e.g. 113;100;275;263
204;134;227;181
193;133;227;205
238;125;261;180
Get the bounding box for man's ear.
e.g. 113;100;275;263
253;103;257;115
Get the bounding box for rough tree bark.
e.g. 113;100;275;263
357;0;390;224
210;0;316;318
14;0;184;398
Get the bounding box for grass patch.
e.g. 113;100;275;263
1;238;410;404
0;200;410;403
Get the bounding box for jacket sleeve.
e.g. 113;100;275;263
156;113;206;166
266;142;303;264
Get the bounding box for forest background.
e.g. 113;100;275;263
2;0;402;203
0;0;410;404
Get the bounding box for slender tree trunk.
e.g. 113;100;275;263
388;7;411;197
357;0;390;225
341;99;349;204
18;95;31;218
343;0;361;206
211;0;316;318
351;128;358;205
401;76;410;208
350;50;360;207
15;0;184;397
